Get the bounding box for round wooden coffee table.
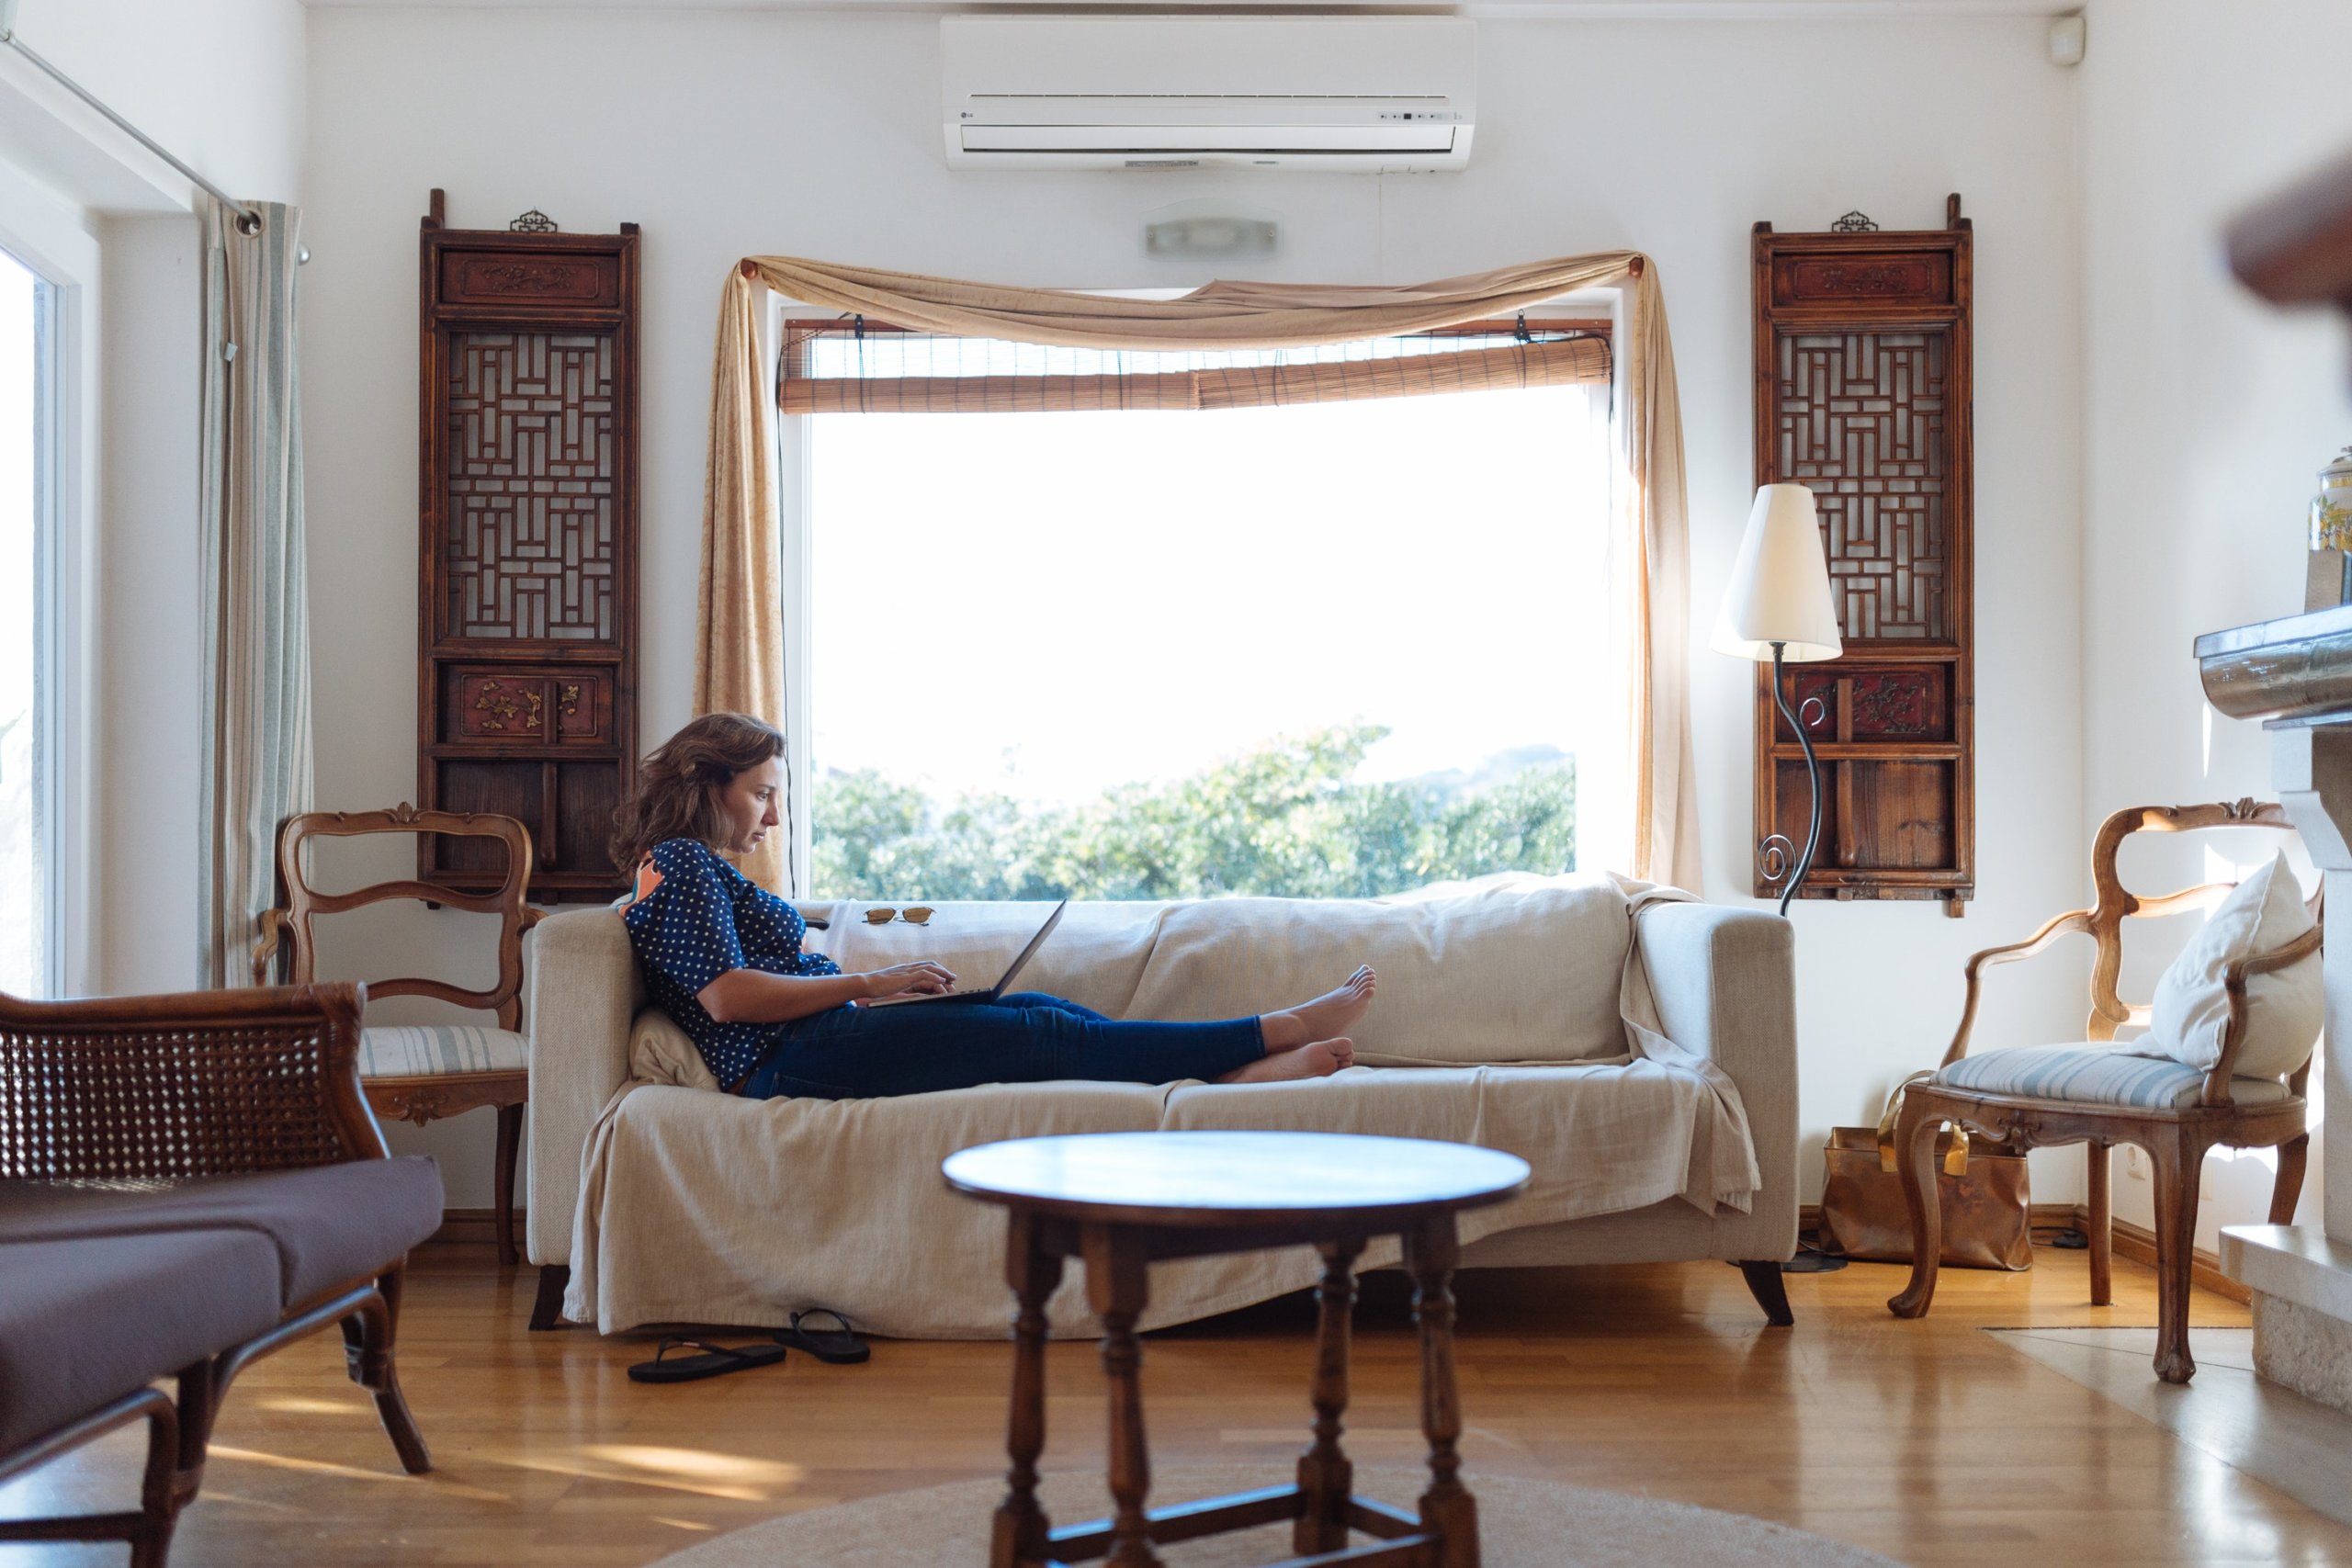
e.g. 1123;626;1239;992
944;1130;1531;1568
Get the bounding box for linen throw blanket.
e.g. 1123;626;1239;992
564;873;1760;1337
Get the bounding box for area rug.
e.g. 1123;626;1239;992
648;1463;1905;1567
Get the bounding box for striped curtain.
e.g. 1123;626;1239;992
198;197;313;987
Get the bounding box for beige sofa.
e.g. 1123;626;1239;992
524;874;1798;1338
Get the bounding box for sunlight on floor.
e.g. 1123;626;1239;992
487;1444;808;1502
1991;1325;2352;1538
256;1396;366;1416
207;1445;509;1503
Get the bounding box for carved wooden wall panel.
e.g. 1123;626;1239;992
1776;330;1951;640
444;333;619;641
419;191;639;902
1753;199;1973;909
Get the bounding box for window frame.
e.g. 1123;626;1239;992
767;285;1634;898
0;166;95;996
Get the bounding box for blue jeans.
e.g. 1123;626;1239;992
736;992;1267;1101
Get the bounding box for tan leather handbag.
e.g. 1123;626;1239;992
1818;1071;2032;1271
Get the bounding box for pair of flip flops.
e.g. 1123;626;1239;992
776;1308;870;1364
627;1310;869;1384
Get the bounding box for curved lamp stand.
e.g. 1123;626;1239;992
1758;641;1828;918
1716;483;1841;920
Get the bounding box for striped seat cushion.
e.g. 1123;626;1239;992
357;1025;528;1079
1934;1043;2290;1111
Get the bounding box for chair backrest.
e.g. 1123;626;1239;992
260;805;541;1032
2081;799;2322;1052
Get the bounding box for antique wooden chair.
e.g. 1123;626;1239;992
254;805;544;1265
1887;800;2322;1383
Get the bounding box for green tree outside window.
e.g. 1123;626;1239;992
814;723;1574;903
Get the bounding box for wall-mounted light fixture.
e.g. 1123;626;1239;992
1142;198;1279;261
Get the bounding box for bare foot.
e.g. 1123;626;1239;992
1261;965;1377;1051
1216;1037;1354;1085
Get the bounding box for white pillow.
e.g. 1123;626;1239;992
2145;850;2322;1081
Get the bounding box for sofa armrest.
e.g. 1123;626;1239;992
526;908;640;1267
1634;902;1799;1252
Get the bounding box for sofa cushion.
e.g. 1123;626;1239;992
796;873;1638;1066
0;1157;445;1307
359;1024;527;1078
1935;1043;2293;1111
0;1229;283;1453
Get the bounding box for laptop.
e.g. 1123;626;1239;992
862;900;1069;1008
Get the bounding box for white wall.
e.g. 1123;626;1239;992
300;7;2088;1208
0;1;305;995
7;0;304;203
96;215;201;994
2080;0;2352;1248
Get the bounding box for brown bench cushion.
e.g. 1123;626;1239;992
0;1230;284;1454
0;1158;444;1308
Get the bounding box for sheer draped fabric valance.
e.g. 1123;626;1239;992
776;318;1612;415
698;254;1699;893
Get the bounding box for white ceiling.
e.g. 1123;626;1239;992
298;1;2083;17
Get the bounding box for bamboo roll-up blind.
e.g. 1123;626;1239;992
778;318;1611;414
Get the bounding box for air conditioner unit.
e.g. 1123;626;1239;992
942;17;1476;174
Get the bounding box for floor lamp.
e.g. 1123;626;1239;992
1714;483;1844;917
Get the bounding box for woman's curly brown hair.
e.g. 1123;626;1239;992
608;712;786;872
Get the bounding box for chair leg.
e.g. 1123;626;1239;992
2087;1140;2113;1307
171;1358;220;1507
130;1387;183;1568
343;1265;434;1473
1887;1093;1946;1319
2148;1131;2207;1385
493;1101;525;1268
2271;1134;2311;1227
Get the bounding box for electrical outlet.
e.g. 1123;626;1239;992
2124;1145;2148;1180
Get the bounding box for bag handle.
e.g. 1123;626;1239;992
1876;1069;1969;1178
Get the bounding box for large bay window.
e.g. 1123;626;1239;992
785;318;1622;902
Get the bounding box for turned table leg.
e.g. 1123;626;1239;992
993;1212;1066;1568
1296;1236;1365;1555
1407;1213;1479;1568
1084;1224;1161;1568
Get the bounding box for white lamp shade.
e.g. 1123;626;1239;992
1712;483;1844;662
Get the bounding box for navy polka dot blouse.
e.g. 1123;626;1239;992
620;837;842;1087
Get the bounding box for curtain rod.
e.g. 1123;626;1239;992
0;25;266;237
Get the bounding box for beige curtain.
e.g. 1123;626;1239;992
198;197;314;985
699;254;1702;892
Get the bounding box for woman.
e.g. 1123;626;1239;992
610;713;1375;1100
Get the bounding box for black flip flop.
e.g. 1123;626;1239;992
627;1335;789;1384
776;1308;870;1365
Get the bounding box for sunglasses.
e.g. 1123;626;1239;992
862;906;936;926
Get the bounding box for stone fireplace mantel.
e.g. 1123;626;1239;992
2199;606;2352;1410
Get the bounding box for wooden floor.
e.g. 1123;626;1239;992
6;1241;2348;1566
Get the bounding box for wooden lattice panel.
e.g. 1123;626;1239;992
1774;330;1951;640
445;333;618;640
418;191;639;902
1752;201;1973;908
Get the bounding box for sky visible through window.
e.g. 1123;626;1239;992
808;384;1613;901
0;248;43;993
